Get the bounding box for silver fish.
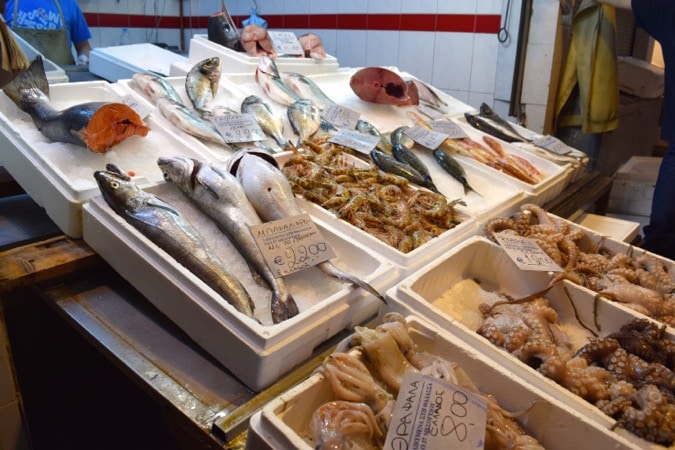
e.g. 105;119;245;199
241;95;288;150
132;72;184;104
356;119;392;155
227;149;387;303
94;164;255;319
255;55;301;107
287;98;321;145
280;72;336;110
156;97;230;147
157;156;299;324
186;57;222;114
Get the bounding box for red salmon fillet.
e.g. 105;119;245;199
82;103;150;153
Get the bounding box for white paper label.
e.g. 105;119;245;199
249;214;336;277
211;113;266;143
417;103;446;120
323;104;361;129
384;371;488;450
121;94;152;119
269;31;304;56
405;126;449;149
430;120;469;140
329;129;381;155
493;232;564;272
532;135;572;155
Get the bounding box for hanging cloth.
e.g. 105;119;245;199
12;0;74;65
555;0;619;134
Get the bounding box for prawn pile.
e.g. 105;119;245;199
309;313;544;450
281;143;464;253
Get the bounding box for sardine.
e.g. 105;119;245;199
287;98;321;145
255;55;301;107
156;97;230;147
228;149;386;303
186;57;222;115
280;72;336;110
391;142;439;193
241;95;288;150
132;72;183;104
3;56;149;153
94;164;255;319
356;119;392;155
464;112;523;144
432;147;480;196
157;156;299;324
370;148;430;191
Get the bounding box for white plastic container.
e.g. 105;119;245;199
383;235;674;449
82;181;398;391
89;43;189;82
246;315;641;450
188;34;339;75
608;156;661;217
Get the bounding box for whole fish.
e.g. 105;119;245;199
280;72;336;110
228;149;387;304
186;57;222;114
390;125;415;149
464;112;523;144
94;164;256;319
3;56;150;153
157;156;299;324
287;98;322;145
479;103;530;142
241;95;288;150
432;147;480;196
370;148;431;191
356;119;392;155
255;55;301;107
391;142;439;193
132;72;183;104
156;97;230;147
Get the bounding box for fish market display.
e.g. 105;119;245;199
404;77;449;113
432;147;480;196
157;155;299;324
281;143;463;253
207;0;275;57
356;119;392;155
484;203;675;325
477;103;530;142
185;56;222;115
3;56;149;153
349;67;416;106
255;55;301;107
227;148;386;302
241;94;289;150
155;97;230;147
388;126;439;192
309;313;544;449
297;33;326;59
478;290;675;445
369;148;435;192
131;72;183;104
280;71;336;110
94;164;256;320
287;98;322;145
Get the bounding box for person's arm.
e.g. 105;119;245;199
74;39;90;65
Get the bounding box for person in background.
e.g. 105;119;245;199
3;0;91;66
597;0;674;260
0;0;28;87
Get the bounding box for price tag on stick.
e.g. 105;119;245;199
249;214;337;277
493;232;563;272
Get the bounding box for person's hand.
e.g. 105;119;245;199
76;54;89;66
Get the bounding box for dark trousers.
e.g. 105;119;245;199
643;141;675;260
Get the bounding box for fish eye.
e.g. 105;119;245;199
163;171;170;180
109;180;119;189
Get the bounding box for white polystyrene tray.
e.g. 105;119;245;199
247;314;639;450
89;43;189;82
82;181;398;392
384;235;674;449
0;81;221;237
188;34;339;75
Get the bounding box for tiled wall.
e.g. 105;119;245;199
78;0;562;132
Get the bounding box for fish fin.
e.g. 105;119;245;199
146;197;181;215
270;291;300;324
317;261;387;304
2;55;49;108
105;163;132;180
194;171;220;200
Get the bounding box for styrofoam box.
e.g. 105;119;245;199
188;34;339;75
246;314;640;450
608;156;661;216
12;32;68;84
82;182;398;392
576;212;640;243
618;56;665;99
384;236;675;449
0;81;223;238
89;43;189;82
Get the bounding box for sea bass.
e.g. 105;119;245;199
280;72;336;110
157;155;299;324
186;57;222;115
3;56;149;153
241;95;288;150
94;164;255;319
132;72;183;104
255;55;301;107
227;149;387;303
156;97;230;147
287;98;322;145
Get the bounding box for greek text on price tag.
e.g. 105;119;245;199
211;113;266;143
322;104;360;129
249;214;337;277
532;135;571;155
430;119;469;140
405;125;449;149
268;31;304;56
329;129;381;155
494;232;563;272
121;94;152;119
384;372;487;450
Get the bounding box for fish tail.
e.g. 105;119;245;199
2;55;49;108
271;291;300;324
318;261;386;304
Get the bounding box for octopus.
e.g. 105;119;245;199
282;143;463;253
310;401;383;450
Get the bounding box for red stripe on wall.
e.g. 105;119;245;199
83;13;501;34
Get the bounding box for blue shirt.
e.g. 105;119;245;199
4;0;91;46
632;0;675;142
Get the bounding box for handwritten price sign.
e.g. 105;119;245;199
249;213;336;277
211;113;266;143
494;232;563;272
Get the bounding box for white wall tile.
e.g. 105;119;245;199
284;0;310;14
313;29;338;56
398;31;435;82
365;31;400;67
338;0;368;14
367;0;402;14
336;29;367;68
431;32;473;91
469;34;499;93
401;0;438;14
259;0;285;15
441;89;471;105
476;0;504;14
436;1;476;14
529;0;560;46
521;43;555;104
309;1;339;14
468;91;494;110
